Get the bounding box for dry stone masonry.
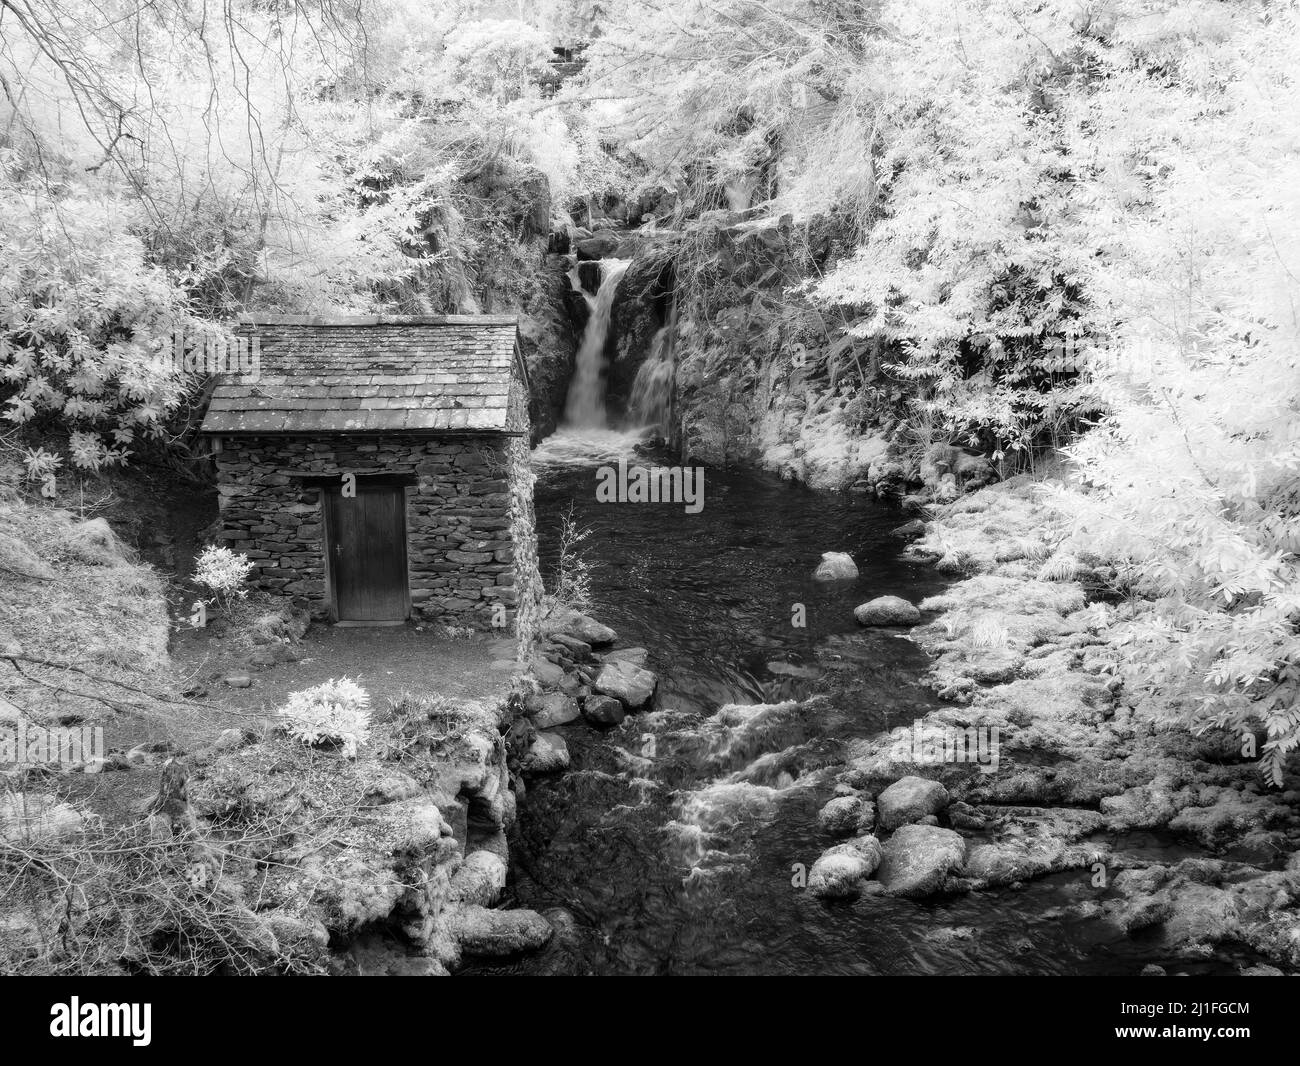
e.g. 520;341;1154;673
202;316;542;635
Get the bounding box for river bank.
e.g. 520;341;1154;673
821;476;1300;971
503;459;1300;974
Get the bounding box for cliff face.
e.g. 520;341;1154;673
581;212;997;502
517;257;578;443
599;214;898;492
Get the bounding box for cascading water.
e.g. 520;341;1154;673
627;324;675;436
563;258;629;428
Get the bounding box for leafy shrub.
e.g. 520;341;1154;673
279;679;372;759
541;505;593;622
193;546;255;615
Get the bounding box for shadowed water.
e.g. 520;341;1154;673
466;432;1255;976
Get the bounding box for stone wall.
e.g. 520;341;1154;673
504;375;545;653
214;433;532;630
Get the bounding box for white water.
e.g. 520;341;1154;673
531;426;644;468
627;325;675;436
563;258;629;428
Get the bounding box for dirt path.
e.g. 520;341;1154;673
172;622;520;718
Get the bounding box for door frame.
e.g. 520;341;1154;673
311;473;414;625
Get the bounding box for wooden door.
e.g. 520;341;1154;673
324;482;410;623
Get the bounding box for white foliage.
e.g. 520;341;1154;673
279;678;373;759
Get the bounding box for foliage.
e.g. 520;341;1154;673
577;0;1300;781
0;0;623;471
542;504;593;621
279;678;373;759
3;0;1299;784
192;546;255;615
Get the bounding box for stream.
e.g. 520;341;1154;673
465;429;1251;976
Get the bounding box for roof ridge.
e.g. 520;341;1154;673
236;314;519;327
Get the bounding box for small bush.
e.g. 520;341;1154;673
541;504;593;623
193;545;254;615
279;678;372;759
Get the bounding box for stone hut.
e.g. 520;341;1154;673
199;315;542;638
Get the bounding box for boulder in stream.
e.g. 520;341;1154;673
809;836;883;898
602;646;650;667
877;824;967;898
812;551;858;582
854;595;922;627
523;732;570;774
448;850;508;908
531;692;581;729
877;775;950;831
445;905;554;956
593;659;657;708
550;610;617;646
818;794;875;837
575;233;621;260
582;694;626;726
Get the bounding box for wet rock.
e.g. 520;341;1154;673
446;905;554;956
963;831;1107;889
893;519;927;537
877;775;950;831
522;732;570;774
542;906;579;944
549;633;592;660
1100;780;1184;830
812;551;858;581
449;850;508;907
532;693;581;729
818;795;869;837
602;646;649;667
593;660;657;708
582;694;625;726
854;596;922;626
551;611;617;646
876;824;967;898
1167;790;1288;849
575;233;620;260
224;674;252;688
809;836;883;899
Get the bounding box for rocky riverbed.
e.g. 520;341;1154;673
498;467;1299;975
804;476;1300;972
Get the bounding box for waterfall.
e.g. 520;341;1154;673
563;258;629;428
628;325;675;435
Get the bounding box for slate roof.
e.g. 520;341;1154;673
200;315;525;435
